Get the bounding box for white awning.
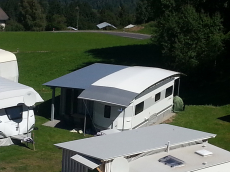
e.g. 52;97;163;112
71;154;102;170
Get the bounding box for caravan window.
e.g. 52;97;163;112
155;92;161;102
165;86;173;98
135;102;144;115
104;105;111;118
5;106;23;120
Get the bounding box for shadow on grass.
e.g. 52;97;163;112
36;43;230;124
85;44;230;106
85;44;163;67
218;115;230;123
34;95;60;120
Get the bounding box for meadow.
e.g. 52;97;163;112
0;32;230;172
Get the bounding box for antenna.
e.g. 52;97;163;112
23;91;36;137
23;91;36;107
111;157;129;172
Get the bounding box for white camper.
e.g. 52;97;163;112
44;63;182;132
0;49;18;82
55;124;230;172
0;49;43;146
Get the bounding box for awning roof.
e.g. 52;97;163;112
55;124;216;162
44;63;181;106
0;49;16;63
0;77;43;108
97;22;117;29
43;63;128;89
0;8;9;20
71;154;102;170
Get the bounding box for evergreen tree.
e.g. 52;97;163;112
135;0;149;24
154;4;225;74
19;0;46;31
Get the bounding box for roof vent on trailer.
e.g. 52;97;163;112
195;149;213;157
158;155;185;168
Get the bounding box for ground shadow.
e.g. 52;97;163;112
85;44;230;106
34;95;60;120
218;115;230;123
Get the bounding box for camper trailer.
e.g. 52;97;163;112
55;124;230;172
0;49;43;146
44;63;181;132
0;49;18;82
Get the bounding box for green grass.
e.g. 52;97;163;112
0;32;148;172
0;32;230;171
171;105;230;151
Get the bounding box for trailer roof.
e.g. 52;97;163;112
0;49;16;63
44;63;180;106
129;143;230;172
55;124;216;161
0;77;43;109
43;63;128;89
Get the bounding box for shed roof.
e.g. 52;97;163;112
0;8;9;20
55;124;216;161
0;77;43;109
0;49;16;63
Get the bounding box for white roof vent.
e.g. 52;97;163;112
195;149;213;157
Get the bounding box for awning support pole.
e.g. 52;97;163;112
177;78;180;96
51;87;56;121
83;100;86;136
71;89;74;114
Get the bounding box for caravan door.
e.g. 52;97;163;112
3;106;23;137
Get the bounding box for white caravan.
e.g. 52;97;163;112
44;63;181;132
0;49;18;82
0;49;43;145
79;66;181;131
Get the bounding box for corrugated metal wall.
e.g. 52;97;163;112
62;149;88;172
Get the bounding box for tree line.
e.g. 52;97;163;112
1;0;230;82
0;0;138;31
136;0;230;80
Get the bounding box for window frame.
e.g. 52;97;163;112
135;101;144;115
155;92;161;102
165;86;173;98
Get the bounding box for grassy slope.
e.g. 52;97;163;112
0;32;229;171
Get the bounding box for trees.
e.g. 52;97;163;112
151;1;226;75
19;0;46;31
135;0;149;24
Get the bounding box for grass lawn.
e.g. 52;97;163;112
0;32;230;171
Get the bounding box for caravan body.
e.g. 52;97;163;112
0;77;43;138
0;49;43;140
92;77;176;130
0;49;18;82
78;65;181;131
44;63;181;131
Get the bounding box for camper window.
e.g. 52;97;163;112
135;102;144;115
165;86;173;98
155;92;161;102
104;105;111;118
5;106;23;120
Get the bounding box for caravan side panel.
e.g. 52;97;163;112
93;102;123;130
0;61;18;82
196;162;230;172
131;79;176;129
